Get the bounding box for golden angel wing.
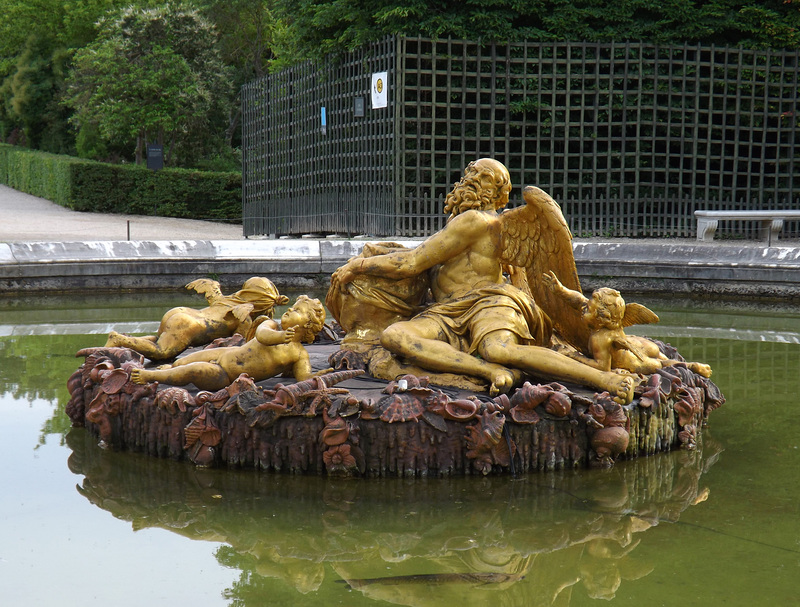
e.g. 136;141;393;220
621;302;659;328
230;303;255;324
499;185;590;353
185;278;223;304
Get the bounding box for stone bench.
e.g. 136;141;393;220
695;210;800;245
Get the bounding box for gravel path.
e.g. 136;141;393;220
0;184;244;242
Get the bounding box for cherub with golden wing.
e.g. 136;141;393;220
105;276;289;361
542;273;712;377
331;158;636;402
498;184;592;355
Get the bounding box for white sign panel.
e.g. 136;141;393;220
371;71;388;109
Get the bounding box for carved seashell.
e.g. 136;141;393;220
184;407;221;450
119;360;143;373
510;382;553;409
101;368;129;394
67;369;84;395
675;386;702;426
156;387;196;413
384;374;430;394
637;374;662;408
591;426;629;459
328;348;367;371
510;406;540;424
465;411;511;473
442;398;480;420
466;411;505;453
379;394;425;423
544;392;571;417
226;373;258;396
491;393;511;413
85;392;109;424
89;360;115;383
319;416;349;446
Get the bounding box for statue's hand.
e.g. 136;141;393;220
331;259;361;292
542;270;561;292
283;327;297;343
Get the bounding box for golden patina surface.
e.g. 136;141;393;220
105;277;288;361
130;295;330;391
329;159;702;403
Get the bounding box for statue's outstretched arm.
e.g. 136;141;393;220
332;211;486;288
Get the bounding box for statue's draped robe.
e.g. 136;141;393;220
415;283;553;353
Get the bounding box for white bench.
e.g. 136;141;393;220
695;210;800;245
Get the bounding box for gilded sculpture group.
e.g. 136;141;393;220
117;159;710;400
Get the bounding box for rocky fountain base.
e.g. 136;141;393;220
66;339;724;477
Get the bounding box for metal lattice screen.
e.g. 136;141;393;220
243;37;800;239
242;38;396;237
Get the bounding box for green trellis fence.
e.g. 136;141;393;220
242;37;799;239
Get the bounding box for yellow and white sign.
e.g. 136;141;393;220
371;71;388;109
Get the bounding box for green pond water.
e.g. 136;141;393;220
1;292;798;606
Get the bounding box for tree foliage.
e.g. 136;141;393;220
0;36;73;151
196;0;291;147
2;0;799;168
0;0;134;149
64;3;233;166
276;0;800;60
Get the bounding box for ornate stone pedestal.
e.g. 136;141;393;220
66;342;723;477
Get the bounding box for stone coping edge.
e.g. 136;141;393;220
2;239;800;298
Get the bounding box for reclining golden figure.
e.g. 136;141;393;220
330;158;637;403
106;276;289;361
130;295;328;391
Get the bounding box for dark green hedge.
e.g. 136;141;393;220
0;144;241;222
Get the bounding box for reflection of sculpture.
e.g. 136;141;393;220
67;423;722;606
331;159;634;402
543;271;712;377
105;277;289;361
130;296;327;391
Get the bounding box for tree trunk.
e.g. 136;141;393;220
135;133;143;165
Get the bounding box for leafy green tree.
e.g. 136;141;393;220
64;3;233;166
198;0;290;151
275;0;800;61
0;36;73;151
0;0;137;147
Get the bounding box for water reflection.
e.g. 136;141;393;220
66;426;721;605
2;294;799;605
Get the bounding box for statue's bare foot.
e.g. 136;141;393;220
606;373;636;404
489;368;516;396
105;331;123;347
130;368;150;385
688;362;712;378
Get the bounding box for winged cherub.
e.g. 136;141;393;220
543;272;712;377
331;158;636;403
130;295;329;391
105;277;289;361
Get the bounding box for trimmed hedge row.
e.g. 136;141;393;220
0;144;242;222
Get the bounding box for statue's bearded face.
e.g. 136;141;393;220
494;180;512;210
445;158;513;217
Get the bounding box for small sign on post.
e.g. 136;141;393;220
147;143;164;171
371;72;388;109
354;96;365;117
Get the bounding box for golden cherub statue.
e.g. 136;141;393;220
106;277;289;361
543;271;712;377
130;295;329;391
330;158;636;403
